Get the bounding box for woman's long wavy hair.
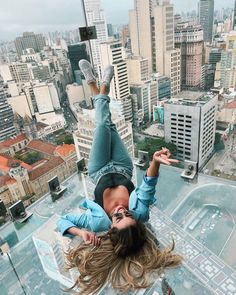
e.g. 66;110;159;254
66;222;183;295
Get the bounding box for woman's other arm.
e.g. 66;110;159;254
147;147;179;177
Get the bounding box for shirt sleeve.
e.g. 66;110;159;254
57;213;90;236
129;174;158;222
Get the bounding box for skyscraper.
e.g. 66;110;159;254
14;32;46;57
0;75;16;141
84;0;108;71
175;23;204;90
199;0;214;43
129;0;181;96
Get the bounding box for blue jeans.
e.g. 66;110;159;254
88;94;133;184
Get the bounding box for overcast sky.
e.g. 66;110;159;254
0;0;234;41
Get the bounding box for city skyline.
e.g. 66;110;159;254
0;0;234;41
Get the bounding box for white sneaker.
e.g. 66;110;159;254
102;65;114;86
79;59;96;84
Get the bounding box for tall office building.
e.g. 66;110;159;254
175;23;204;90
68;43;90;80
0;75;16;141
84;0;108;70
164;92;217;168
129;0;181;96
14;32;46;57
199;0;214;43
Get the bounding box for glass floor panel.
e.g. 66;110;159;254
0;165;236;295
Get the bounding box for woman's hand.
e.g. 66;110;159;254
153;148;179;166
80;229;101;246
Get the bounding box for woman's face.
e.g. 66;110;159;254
111;206;136;229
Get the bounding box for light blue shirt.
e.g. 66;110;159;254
57;175;158;235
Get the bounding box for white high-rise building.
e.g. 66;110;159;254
100;41;133;122
164;92;217;168
84;0;108;71
129;0;181;96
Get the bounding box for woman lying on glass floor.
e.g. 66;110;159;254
57;60;182;295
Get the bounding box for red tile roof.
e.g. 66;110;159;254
55;144;75;157
6;178;17;185
0;175;11;187
225;100;236;109
0;134;27;149
27;140;56;156
0;154;32;172
29;157;64;181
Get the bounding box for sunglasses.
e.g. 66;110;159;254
111;210;133;222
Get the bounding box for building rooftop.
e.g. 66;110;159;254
27;139;56;156
225;100;236;109
166;91;216;107
0;165;236;294
0;134;27;149
28;156;64;181
54;144;75;157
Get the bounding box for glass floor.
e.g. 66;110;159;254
0;165;236;295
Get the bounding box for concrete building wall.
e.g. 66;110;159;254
48;83;60;110
127;57;149;85
0;64;13;82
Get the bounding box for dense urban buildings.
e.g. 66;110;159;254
14;32;46;57
199;0;214;43
0;136;77;203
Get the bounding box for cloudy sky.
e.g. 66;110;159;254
0;0;234;41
